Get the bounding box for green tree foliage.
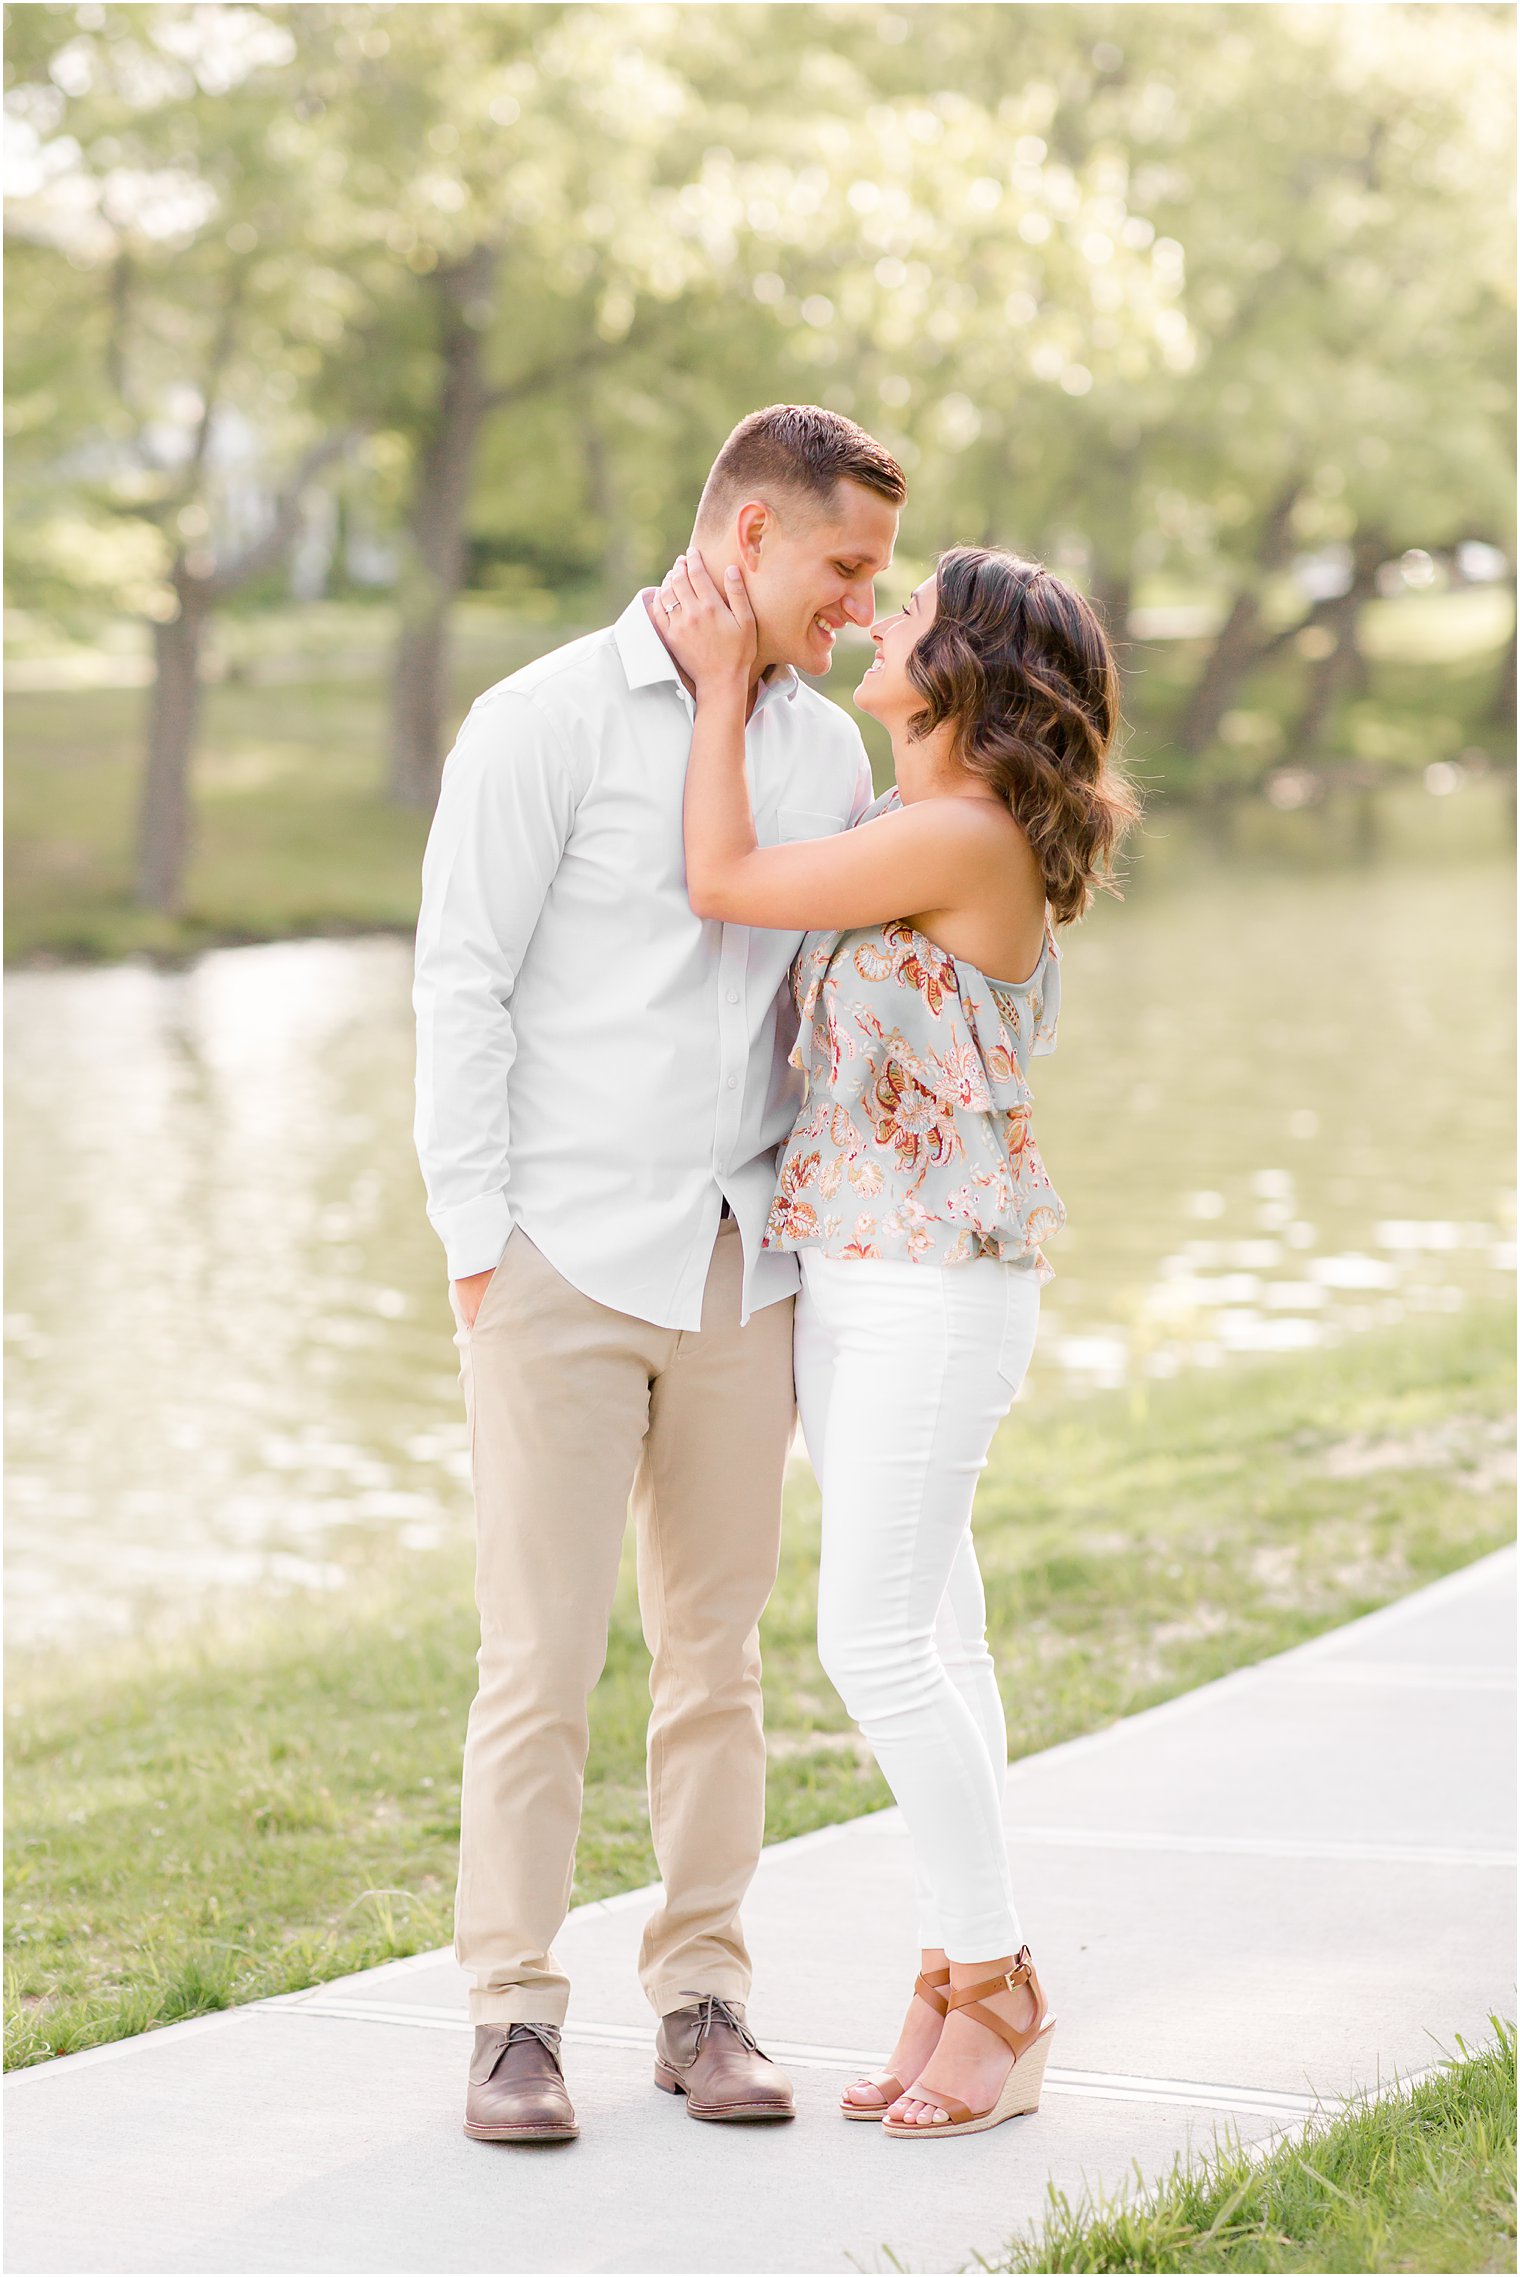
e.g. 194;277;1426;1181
5;2;1514;874
4;3;370;902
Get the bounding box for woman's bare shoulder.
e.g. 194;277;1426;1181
907;797;1047;977
944;794;1043;880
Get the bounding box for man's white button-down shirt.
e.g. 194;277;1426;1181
413;592;876;1329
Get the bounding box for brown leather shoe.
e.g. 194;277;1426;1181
654;1995;795;2121
464;2022;579;2142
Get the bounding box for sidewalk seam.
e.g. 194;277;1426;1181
255;1996;1377;2121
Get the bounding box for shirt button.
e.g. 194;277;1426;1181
726;1075;738;1090
726;988;740;1004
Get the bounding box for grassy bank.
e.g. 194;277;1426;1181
5;1298;1513;2071
5;589;1513;965
997;2018;1517;2274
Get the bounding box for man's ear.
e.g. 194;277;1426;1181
734;500;769;568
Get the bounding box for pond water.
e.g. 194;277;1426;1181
6;844;1514;1653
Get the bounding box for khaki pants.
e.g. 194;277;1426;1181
451;1217;796;2025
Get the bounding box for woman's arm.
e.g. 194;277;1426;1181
665;551;999;933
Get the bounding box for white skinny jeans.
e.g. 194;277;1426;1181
794;1248;1041;1961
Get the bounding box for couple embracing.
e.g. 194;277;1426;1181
412;403;1137;2147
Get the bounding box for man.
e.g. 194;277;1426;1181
413;404;904;2141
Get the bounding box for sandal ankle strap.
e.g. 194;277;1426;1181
944;1950;1045;2062
947;1952;1035;2012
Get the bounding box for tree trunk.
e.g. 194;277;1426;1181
583;408;638;618
1178;480;1302;757
1088;440;1138;670
388;246;499;811
1291;618;1358;757
1492;590;1517;731
1349;773;1382;864
131;432;352;917
389;610;456;812
1286;529;1385;760
1091;561;1133;651
1491;589;1518;838
136;597;207;914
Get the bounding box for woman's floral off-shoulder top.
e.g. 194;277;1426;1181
761;787;1067;1280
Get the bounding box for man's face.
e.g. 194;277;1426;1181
740;481;900;677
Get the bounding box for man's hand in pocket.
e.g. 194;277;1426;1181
452;1269;494;1329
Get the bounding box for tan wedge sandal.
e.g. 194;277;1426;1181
881;1948;1055;2139
838;1966;951;2120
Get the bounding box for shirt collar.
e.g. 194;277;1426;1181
763;659;801;706
612;590;800;708
613;591;683;692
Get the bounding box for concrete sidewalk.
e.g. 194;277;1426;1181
7;1547;1515;2276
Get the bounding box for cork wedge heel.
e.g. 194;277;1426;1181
881;1949;1055;2141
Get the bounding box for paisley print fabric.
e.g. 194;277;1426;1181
762;787;1066;1278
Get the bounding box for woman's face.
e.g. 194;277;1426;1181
854;572;938;727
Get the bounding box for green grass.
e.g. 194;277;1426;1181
6;670;422;965
996;2019;1517;2274
4;1298;1514;2072
5;589;1513;964
2;604;566;963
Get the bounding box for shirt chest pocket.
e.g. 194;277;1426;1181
768;805;842;846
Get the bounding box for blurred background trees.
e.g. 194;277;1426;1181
4;0;1514;941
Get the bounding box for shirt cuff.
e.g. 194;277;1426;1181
431;1192;515;1282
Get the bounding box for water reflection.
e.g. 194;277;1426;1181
1020;854;1514;1406
5;859;1514;1651
5;940;463;1650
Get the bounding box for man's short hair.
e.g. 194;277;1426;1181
696;404;907;533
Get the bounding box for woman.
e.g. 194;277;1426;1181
657;541;1138;2140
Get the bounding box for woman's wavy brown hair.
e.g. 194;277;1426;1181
905;547;1141;925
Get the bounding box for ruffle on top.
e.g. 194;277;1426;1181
763;799;1067;1276
788;916;1060;1120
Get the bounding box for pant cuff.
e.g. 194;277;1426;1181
469;1986;570;2028
646;1972;752;2018
941;1923;1023;1965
